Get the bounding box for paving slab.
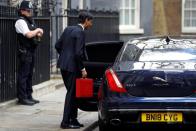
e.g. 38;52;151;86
0;86;98;131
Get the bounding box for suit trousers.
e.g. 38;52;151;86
61;70;80;123
17;52;34;100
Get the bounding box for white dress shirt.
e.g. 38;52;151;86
78;24;86;71
78;24;85;31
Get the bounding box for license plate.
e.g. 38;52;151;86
141;112;183;122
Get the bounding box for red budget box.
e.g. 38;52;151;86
76;78;93;98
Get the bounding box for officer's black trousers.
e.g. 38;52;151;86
61;70;80;123
17;52;34;100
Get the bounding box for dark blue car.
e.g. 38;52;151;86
97;36;196;130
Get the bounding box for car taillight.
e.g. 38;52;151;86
105;69;127;93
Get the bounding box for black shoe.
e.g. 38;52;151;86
70;119;84;127
60;122;80;129
28;98;40;104
18;99;35;106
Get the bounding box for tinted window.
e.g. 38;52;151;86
120;40;196;62
121;44;141;61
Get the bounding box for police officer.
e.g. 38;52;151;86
15;0;43;105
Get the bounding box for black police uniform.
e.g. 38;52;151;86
16;16;38;102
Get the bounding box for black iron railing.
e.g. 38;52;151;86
0;16;18;102
33;18;50;85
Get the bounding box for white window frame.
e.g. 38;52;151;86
182;0;196;33
62;0;68;29
119;0;144;34
83;0;91;9
79;0;84;9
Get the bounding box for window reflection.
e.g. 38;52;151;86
139;49;196;61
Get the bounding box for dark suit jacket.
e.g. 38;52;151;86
55;25;87;72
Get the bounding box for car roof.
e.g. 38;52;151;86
126;36;196;50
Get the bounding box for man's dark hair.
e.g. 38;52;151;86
78;11;93;24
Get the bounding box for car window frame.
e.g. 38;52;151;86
119;44;142;62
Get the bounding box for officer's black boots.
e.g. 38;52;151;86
29;97;40;103
28;95;40;104
18;96;40;106
18;99;35;106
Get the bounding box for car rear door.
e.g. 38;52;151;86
77;41;124;111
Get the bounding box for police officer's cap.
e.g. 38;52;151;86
18;0;33;10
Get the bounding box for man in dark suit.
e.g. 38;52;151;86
55;11;93;129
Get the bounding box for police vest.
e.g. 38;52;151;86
16;16;38;53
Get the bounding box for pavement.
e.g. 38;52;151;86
0;79;98;131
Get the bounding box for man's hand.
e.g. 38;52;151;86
81;69;87;78
37;28;43;37
37;32;42;37
25;28;43;39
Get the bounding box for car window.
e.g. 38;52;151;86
120;40;196;62
121;44;141;61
